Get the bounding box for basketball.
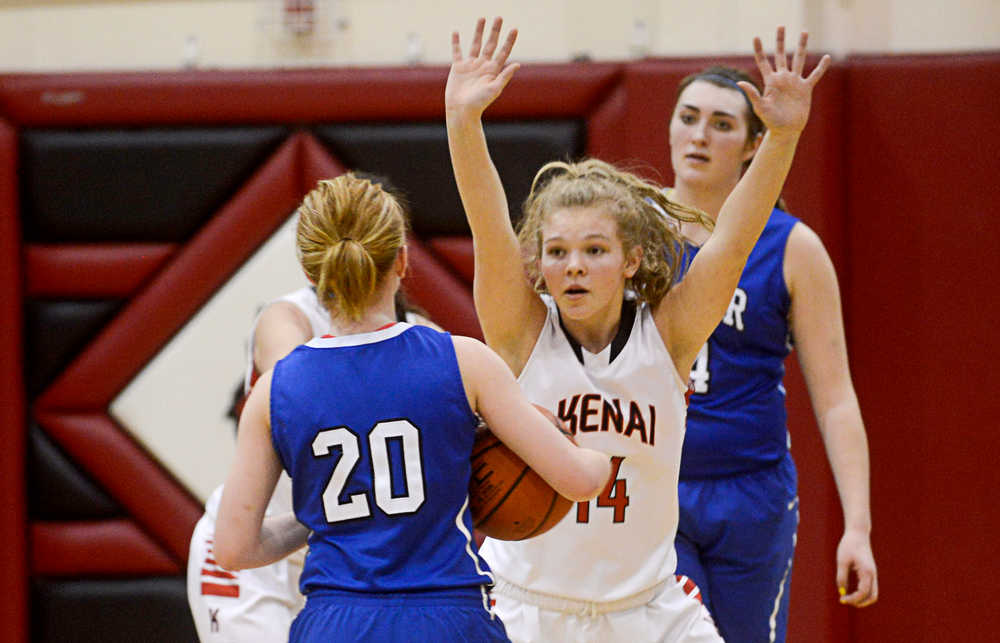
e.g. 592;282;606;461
468;404;574;541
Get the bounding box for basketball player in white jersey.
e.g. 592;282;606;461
446;18;829;642
187;283;330;641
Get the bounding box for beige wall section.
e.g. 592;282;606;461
0;0;996;72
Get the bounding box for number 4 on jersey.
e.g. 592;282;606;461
576;456;628;523
689;343;710;394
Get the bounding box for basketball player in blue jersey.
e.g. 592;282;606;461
212;173;611;642
667;67;878;642
187;174;441;643
447;18;829;643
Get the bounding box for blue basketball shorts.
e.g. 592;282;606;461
675;452;799;643
289;587;510;643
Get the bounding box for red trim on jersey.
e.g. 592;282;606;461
200;567;238;580
677;574;703;603
320;321;397;339
201;582;240;598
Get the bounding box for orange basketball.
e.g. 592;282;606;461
468;404;574;541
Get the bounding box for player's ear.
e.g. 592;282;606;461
742;131;763;163
396;245;408;280
624;244;642;278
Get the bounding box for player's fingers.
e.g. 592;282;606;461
494;62;521;92
841;567;876;607
791;31;808;75
482;17;503;58
495;27;518;66
451;31;462;63
737;80;762;116
469;17;486;58
807;54;832;86
862;574;880;607
774;26;788;71
750;36;770;78
835;561;849;599
856;567;879;607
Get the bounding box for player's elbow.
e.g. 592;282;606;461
560;452;612;502
214;551;250;572
212;531;247;572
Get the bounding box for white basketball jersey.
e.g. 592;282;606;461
241;287;330;540
479;296;688;602
243;286;331;394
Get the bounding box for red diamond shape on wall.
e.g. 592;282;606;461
33;132;345;565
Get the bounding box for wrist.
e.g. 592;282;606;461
445;104;484;123
844;522;872;537
763;128;802;144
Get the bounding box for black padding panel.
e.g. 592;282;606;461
21;127;289;242
24;299;123;397
28;424;122;520
314;121;585;237
32;577;197;643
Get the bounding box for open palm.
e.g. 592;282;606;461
740;27;831;136
445;17;520;118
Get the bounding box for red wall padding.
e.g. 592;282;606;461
0;118;28;643
844;53;1000;643
25;244;176;298
0;64;620;127
31;520;180;577
34;136;306;411
3;52;999;643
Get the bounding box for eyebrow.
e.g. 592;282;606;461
543;233;613;243
680;104;739;119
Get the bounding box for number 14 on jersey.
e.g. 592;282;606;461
576;456;629;523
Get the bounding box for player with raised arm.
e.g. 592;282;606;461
446;17;829;642
666;63;877;641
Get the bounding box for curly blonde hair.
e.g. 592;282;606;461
295;174;407;321
516;158;712;307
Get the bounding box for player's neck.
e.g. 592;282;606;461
329;286;399;336
672;180;730;247
560;300;622;355
672;180;731;222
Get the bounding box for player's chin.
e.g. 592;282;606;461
555;294;591;317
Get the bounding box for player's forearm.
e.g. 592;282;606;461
713;130;800;262
446;112;517;246
819;401;873;534
255;513;310;565
216;513;308;571
446;109;530;346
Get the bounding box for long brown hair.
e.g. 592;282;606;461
517;158;713;307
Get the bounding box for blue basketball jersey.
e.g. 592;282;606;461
269;323;494;595
679;208;799;478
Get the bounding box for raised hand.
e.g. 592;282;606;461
739;26;831;137
445;17;520;119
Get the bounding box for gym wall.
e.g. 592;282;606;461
1;51;997;642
